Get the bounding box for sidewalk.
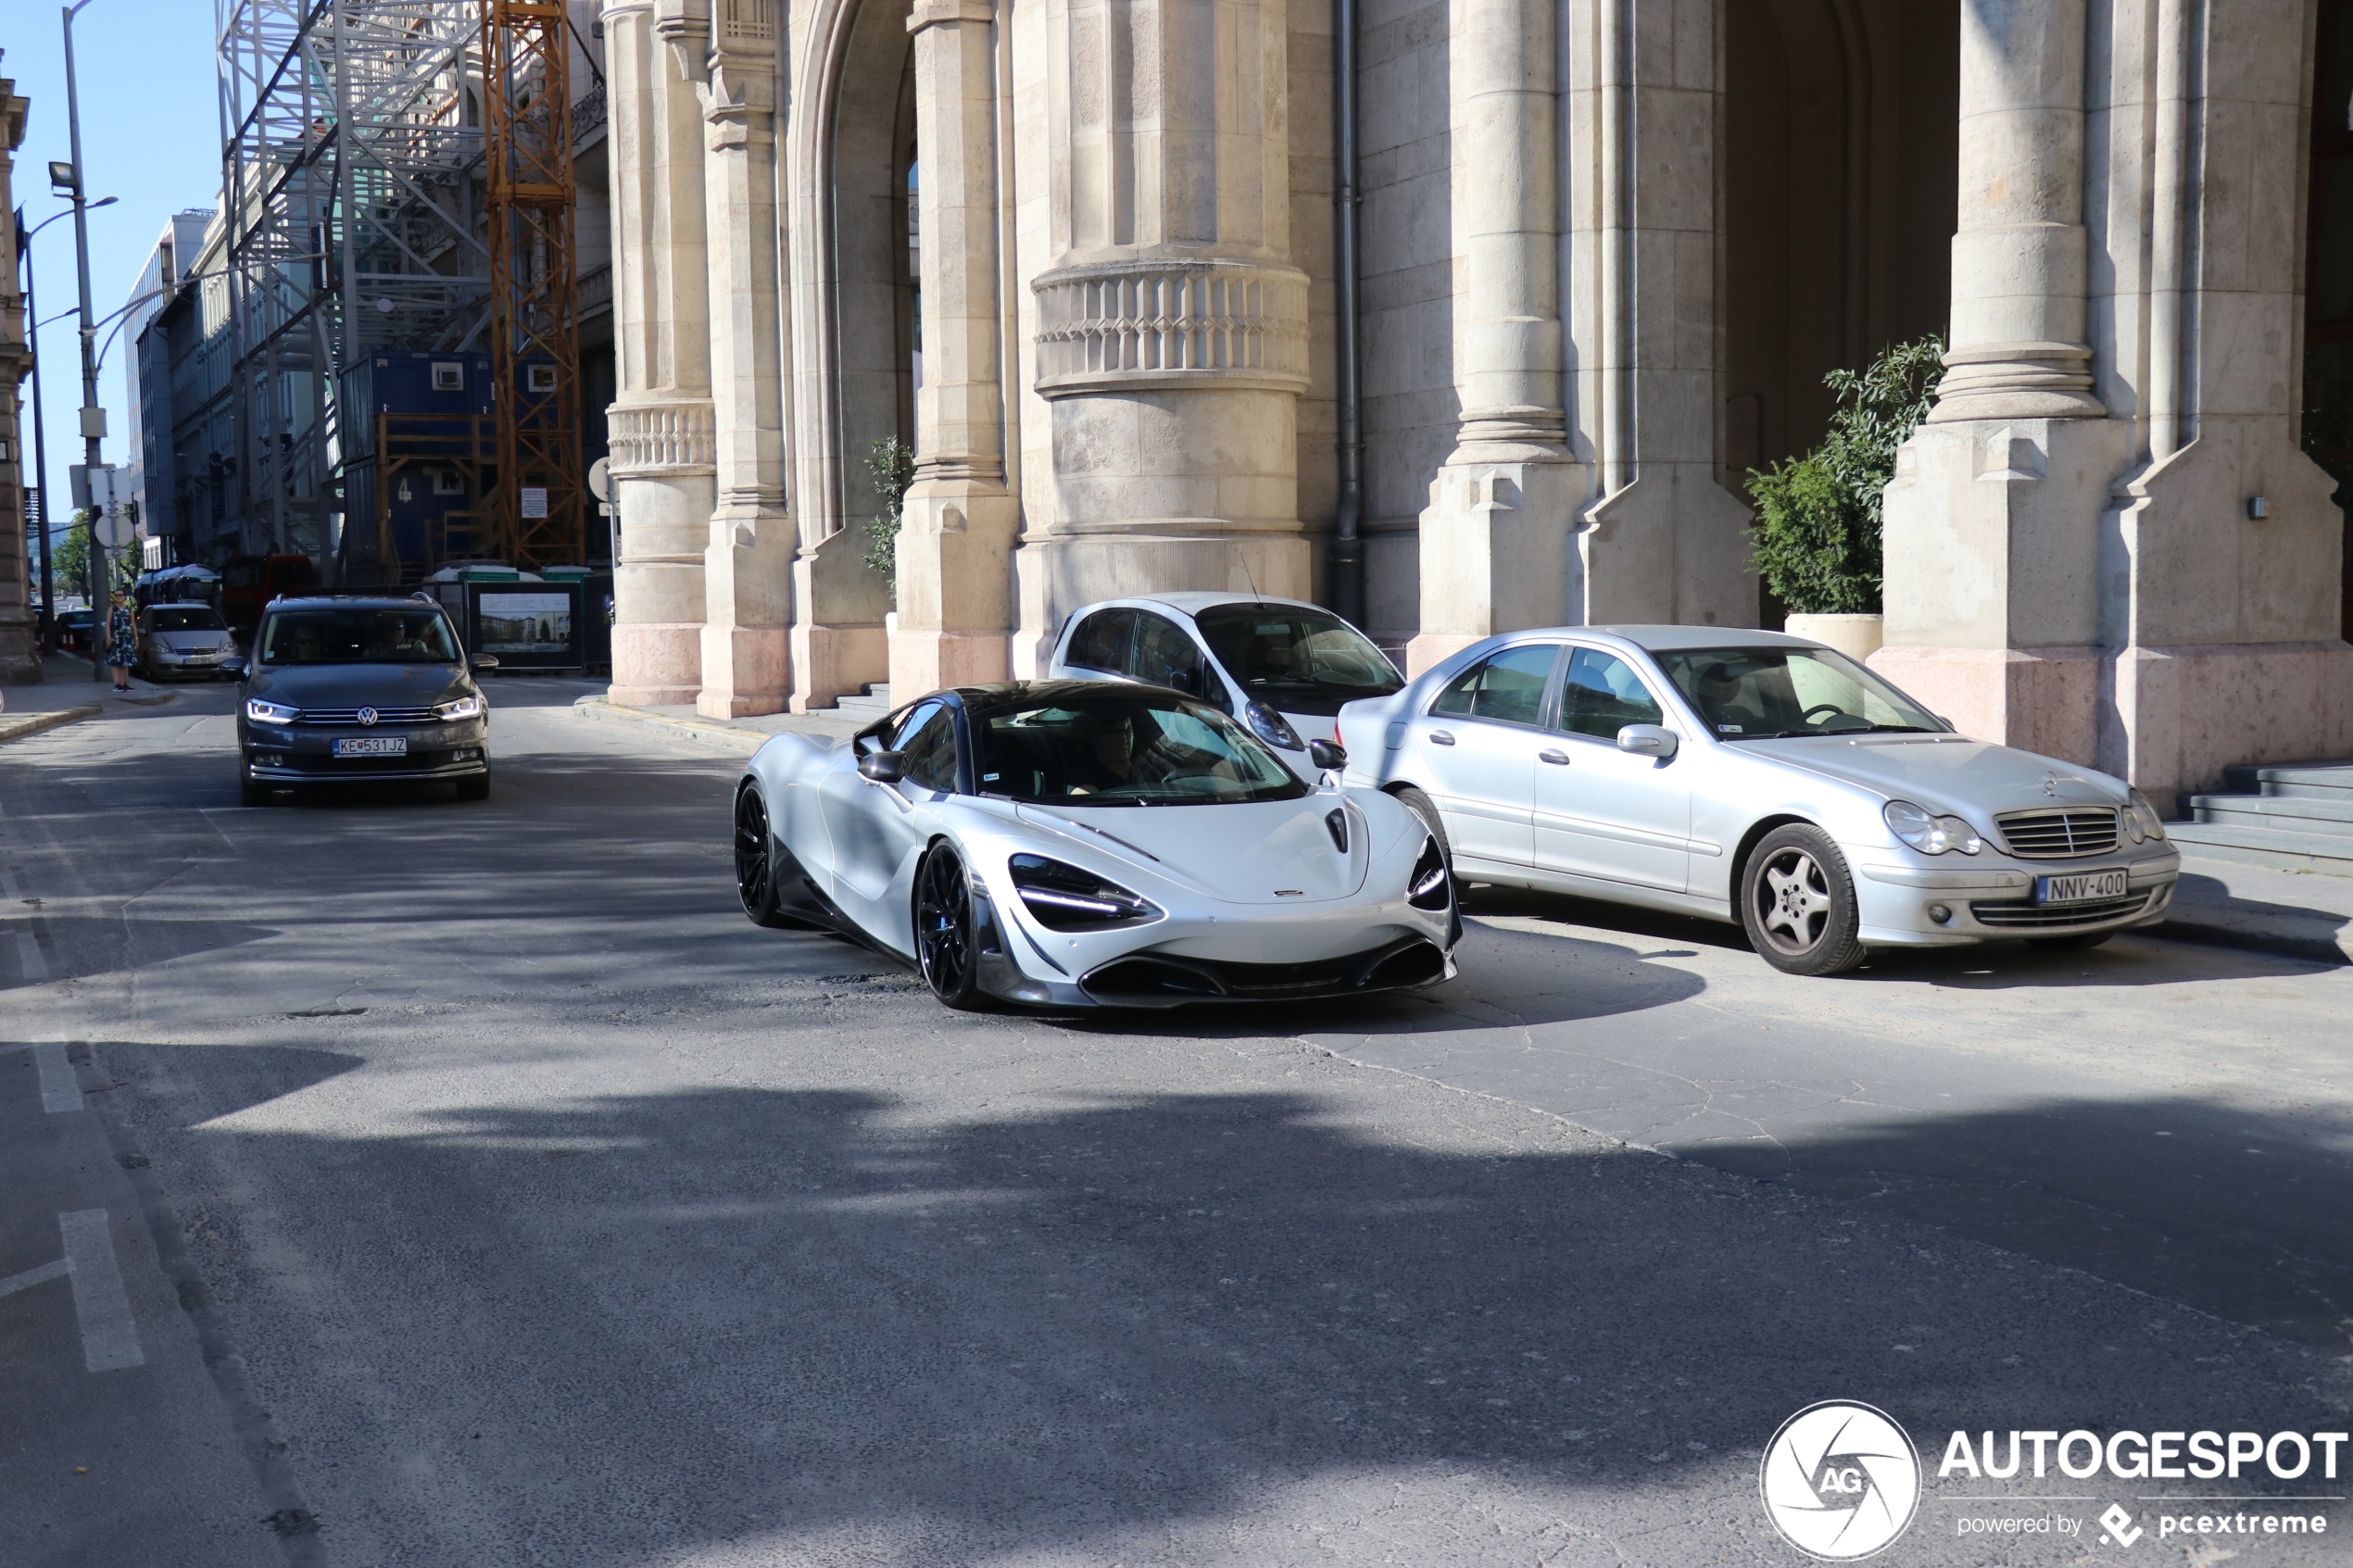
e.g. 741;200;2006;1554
0;654;178;744
574;688;2353;969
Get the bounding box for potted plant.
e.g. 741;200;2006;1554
1746;336;1944;662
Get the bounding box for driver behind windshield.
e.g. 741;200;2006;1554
1654;646;1942;738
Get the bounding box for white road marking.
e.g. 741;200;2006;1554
33;1042;82;1113
0;867;47;981
59;1210;145;1371
0;1257;71;1298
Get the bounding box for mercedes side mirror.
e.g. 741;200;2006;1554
1307;738;1347;771
471;654;500;671
1617;723;1679;760
858;749;908;784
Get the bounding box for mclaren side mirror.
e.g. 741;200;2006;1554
471;655;500;671
858;749;908;784
1617;723;1680;760
1307;738;1347;771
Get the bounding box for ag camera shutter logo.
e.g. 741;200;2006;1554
1760;1400;1922;1560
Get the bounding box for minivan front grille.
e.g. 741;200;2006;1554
1994;808;2120;859
294;706;440;726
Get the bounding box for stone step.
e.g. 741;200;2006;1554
2190;792;2353;834
2161;821;2353;876
819;684;894;721
2220;760;2353;797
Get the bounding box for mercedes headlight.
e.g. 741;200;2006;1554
244;697;296;725
1008;854;1163;932
1243;700;1304;752
435;695;484;721
1883;799;1982;855
2123;788;2167;844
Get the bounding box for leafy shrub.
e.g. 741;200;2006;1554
863;436;916;595
1746;335;1944;615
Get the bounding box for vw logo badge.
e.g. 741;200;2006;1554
1759;1400;1920;1560
358;707;379;727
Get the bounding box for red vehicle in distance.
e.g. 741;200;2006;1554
220;554;319;639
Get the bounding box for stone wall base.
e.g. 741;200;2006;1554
1867;645;2104;767
789;622;888;714
890;629;1011;701
698;625;790;718
609;622;704;708
1869;640;2353;805
2104;641;2353;807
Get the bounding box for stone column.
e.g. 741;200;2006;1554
1013;0;1314;656
602;0;712;708
691;0;795;718
1404;0;1582;673
893;0;1019;697
1873;0;2128;765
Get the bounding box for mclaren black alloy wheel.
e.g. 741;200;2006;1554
735;786;795;929
1391;784;1463;947
914;845;988;1010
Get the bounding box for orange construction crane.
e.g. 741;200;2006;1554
478;0;583;571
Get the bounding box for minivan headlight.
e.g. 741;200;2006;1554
244;697;296;725
1884;799;1982;855
2123;789;2167;844
435;695;484;721
1243;700;1304;752
1008;854;1163;931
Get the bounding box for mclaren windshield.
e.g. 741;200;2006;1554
1651;645;1946;740
974;687;1308;806
258;608;462;666
1193;604;1403;717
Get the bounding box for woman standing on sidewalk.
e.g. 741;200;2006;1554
106;593;136;695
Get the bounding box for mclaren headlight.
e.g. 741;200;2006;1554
2123;788;2168;844
1243;700;1304;752
1406;836;1451;910
1883;799;1982;855
435;694;484;721
244;697;296;726
1008;854;1164;932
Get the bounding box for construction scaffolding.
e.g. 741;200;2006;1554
210;0;583;582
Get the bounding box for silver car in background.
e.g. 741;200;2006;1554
1048;593;1405;781
1336;626;2181;975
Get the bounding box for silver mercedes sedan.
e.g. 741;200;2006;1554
1335;626;2181;975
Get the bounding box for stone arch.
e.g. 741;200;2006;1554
2305;0;2353;638
1722;0;1957;483
830;0;921;540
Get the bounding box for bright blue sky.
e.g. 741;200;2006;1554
8;1;221;547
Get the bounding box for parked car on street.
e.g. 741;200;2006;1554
236;596;497;807
52;608;94;654
1048;594;1405;782
734;680;1456;1010
135;603;243;682
1337;626;2181;975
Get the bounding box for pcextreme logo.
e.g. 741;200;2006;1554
1760;1401;1923;1560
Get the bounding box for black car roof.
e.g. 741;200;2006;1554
262;596;447;612
953;679;1205;714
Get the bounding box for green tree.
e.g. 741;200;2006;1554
54;513;93;594
1745;335;1944;615
862;436;916;596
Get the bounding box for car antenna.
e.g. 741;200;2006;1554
1237;544;1265;606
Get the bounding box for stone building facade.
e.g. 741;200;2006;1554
1;75;34;684
600;0;2353;802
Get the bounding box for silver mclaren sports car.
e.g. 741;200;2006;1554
732;681;1460;1010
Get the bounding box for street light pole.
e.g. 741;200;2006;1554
62;0;107;683
17;204;106;657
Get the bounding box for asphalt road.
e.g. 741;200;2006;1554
3;679;2350;1566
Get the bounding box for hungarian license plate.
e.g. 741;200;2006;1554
2035;867;2128;905
332;736;408;758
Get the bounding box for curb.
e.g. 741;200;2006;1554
0;706;104;746
2153;915;2350;968
573;695;765;753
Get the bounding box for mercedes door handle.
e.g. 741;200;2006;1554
1428;731;1456;746
1539;749;1571;765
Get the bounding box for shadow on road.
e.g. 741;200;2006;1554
90;1056;2352;1565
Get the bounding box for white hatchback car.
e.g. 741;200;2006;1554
1336;626;2182;975
1048;593;1406;780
